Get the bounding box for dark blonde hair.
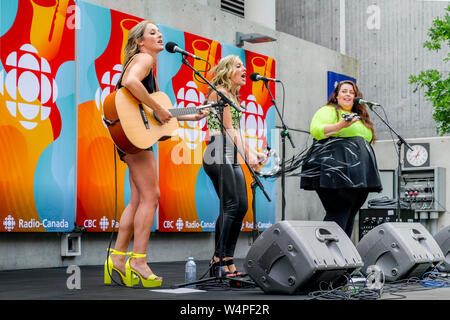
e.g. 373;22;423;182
327;80;376;143
123;20;155;67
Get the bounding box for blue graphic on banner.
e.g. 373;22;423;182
327;71;356;100
77;1;111;104
34;60;76;232
254;105;277;231
157;24;185;103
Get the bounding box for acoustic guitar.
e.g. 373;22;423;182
103;87;208;154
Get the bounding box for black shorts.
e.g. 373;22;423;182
116;146;153;162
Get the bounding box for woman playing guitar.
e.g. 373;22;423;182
104;20;208;288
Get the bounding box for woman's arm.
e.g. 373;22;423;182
310;106;359;139
177;109;209;121
121;53;172;124
323;118;359;136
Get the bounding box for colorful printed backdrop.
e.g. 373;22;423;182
0;0;76;232
0;0;276;232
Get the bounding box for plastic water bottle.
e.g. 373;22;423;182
185;257;196;288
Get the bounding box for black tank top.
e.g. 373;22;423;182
118;69;156;94
141;70;157;93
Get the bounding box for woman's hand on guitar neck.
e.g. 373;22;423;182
195;108;209;120
154;106;172;124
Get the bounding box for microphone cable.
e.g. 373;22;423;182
372;104;400;162
105;144;123;286
280;80;286;119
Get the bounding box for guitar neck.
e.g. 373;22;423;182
169;106;206;118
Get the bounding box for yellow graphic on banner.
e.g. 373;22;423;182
0;88;53;232
30;0;71;61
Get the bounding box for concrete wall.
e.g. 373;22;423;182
0;0;357;270
277;0;450;140
246;0;276;30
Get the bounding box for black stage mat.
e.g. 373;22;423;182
0;260;449;305
0;260;290;300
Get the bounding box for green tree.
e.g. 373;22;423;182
409;5;450;135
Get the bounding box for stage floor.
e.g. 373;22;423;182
0;260;449;301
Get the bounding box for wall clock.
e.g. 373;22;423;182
404;143;430;168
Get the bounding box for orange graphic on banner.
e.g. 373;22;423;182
250;56;275;107
158;139;203;232
29;0;71;61
0;94;53;231
120;18;141;64
191;39;220;94
77;100;128;228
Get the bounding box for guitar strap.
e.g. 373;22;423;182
114;54;138;92
114;54;159;92
153;65;159;92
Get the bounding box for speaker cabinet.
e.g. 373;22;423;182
356;222;444;282
434;225;450;272
244;221;363;294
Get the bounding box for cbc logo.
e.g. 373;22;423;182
95;64;122;127
175;81;207;150
176;218;184;231
3;215;16;232
83;219;97;228
1;44;58;130
163;220;174;229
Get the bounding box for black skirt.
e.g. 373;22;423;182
300;136;382;192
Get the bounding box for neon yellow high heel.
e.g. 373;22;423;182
125;253;163;288
104;249;139;286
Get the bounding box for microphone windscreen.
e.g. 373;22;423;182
165;41;177;53
249;73;259;81
353;97;361;105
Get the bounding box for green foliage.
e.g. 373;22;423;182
409;5;450;135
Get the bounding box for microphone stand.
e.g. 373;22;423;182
262;80;295;221
172;55;270;289
366;104;412;222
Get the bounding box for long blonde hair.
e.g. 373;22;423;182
123;20;155;67
208;55;242;102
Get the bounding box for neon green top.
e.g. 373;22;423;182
310;105;373;142
207;94;242;133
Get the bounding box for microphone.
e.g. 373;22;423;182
353;97;380;107
165;41;201;60
249;72;280;83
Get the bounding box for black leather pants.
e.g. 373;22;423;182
203;135;248;258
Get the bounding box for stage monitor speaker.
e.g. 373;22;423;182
244;220;363;294
356;222;444;282
434;225;450;272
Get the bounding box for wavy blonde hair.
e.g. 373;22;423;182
208;55;242;102
123;20;155;67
